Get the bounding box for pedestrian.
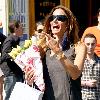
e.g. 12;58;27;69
0;20;6;100
24;5;86;100
81;8;100;57
0;20;24;100
81;33;100;100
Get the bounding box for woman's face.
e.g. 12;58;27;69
36;24;44;39
50;8;68;39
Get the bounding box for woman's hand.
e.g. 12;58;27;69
75;41;87;55
44;33;61;54
23;66;36;86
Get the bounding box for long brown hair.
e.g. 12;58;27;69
44;5;79;44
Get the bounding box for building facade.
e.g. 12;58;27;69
0;0;100;39
0;0;69;39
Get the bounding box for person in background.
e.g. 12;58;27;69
33;20;47;58
81;8;100;57
0;34;6;53
0;33;6;100
0;20;6;100
25;5;86;100
0;73;3;100
0;20;6;54
34;20;45;40
81;33;100;100
0;20;24;100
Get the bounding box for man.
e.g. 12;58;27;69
0;33;6;100
81;33;100;100
0;20;24;100
81;8;100;57
0;20;6;100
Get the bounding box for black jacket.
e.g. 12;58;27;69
0;34;23;78
0;33;6;52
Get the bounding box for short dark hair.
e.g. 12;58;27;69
8;20;20;33
83;33;97;41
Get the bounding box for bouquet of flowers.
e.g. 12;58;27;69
8;36;45;92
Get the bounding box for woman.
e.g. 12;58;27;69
25;5;86;100
35;20;44;39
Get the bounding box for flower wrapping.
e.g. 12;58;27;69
9;37;45;92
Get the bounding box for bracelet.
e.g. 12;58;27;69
56;51;65;60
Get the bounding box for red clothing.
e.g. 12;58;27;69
81;26;100;57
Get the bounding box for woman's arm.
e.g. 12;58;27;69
56;43;87;80
45;32;87;80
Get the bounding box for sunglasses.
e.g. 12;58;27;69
37;29;43;33
49;15;68;22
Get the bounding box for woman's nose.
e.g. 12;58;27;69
53;17;58;22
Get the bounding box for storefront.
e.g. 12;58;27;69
0;0;8;36
1;0;100;38
1;0;69;38
29;0;70;36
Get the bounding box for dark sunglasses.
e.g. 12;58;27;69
49;15;68;22
37;29;43;33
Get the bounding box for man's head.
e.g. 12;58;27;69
8;20;23;36
83;33;97;55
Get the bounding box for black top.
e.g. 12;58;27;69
42;47;82;100
0;33;6;52
0;34;23;78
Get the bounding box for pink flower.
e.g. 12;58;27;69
32;45;39;52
